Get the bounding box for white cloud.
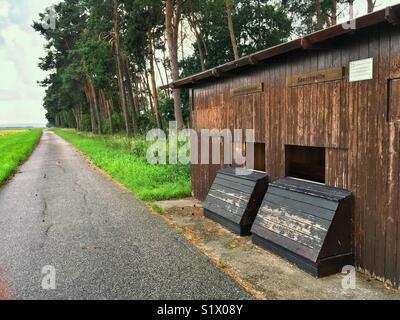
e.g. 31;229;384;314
0;1;8;18
0;0;59;126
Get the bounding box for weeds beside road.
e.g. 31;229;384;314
53;129;191;201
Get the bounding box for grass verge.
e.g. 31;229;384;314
0;129;42;186
53;129;191;201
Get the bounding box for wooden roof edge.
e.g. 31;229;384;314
160;4;400;90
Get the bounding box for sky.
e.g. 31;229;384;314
0;0;399;126
0;0;59;126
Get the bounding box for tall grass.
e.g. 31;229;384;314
0;129;42;186
54;129;192;201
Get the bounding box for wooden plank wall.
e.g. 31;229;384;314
190;25;400;287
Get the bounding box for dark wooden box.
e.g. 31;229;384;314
251;177;353;278
204;168;269;236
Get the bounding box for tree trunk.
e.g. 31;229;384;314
59;112;65;128
133;77;141;120
196;35;206;71
225;0;239;60
142;70;152;113
161;45;171;88
132;74;141;111
367;0;375;13
148;30;162;129
155;55;166;88
107;100;114;134
85;79;97;134
180;20;184;61
123;54;139;134
166;0;184;129
79;103;83;130
188;17;206;71
330;0;337;26
113;0;131;137
88;78;101;134
161;47;171;99
348;0;354;20
72;104;83;131
315;0;323;30
105;93;114;135
72;108;78;130
55;114;59;128
100;90;113;134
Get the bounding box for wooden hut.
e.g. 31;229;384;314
163;5;400;286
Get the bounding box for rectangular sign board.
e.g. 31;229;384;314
287;68;344;87
349;58;373;82
230;83;264;96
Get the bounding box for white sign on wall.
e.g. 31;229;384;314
349;58;374;82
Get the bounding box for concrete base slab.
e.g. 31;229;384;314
159;202;400;300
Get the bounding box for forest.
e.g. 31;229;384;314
34;0;377;136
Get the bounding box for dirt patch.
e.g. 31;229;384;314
154;199;400;300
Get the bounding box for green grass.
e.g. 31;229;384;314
53;129;192;201
150;204;165;215
0;129;42;186
218;259;229;269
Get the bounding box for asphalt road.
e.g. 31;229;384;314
0;130;250;300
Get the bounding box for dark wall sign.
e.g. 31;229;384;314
287;67;344;87
230;83;264;96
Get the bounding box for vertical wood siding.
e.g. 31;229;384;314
190;25;400;287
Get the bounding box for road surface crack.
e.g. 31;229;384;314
74;181;92;215
44;224;53;237
56;161;66;174
41;198;48;217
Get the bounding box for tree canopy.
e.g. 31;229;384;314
34;0;361;133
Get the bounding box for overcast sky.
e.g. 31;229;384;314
0;0;399;126
0;0;59;125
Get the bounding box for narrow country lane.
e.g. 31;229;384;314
0;131;250;300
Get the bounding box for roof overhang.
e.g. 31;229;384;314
161;4;400;90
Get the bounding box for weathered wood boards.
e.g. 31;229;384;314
181;7;400;286
389;78;400;123
204;168;269;236
251;177;353;277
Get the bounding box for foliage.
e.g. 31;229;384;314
282;0;348;35
181;0;292;75
150;204;165;214
158;91;175;122
33;0;300;132
81;114;92;132
34;0;348;132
